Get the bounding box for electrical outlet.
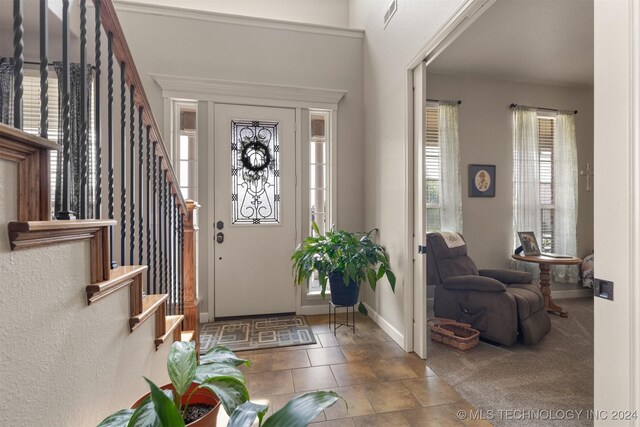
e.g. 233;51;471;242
594;278;614;301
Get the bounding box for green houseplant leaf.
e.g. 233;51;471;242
197;376;250;416
96;409;135;427
195;362;246;384
167;341;197;398
262;391;345;427
144;378;185;427
227;401;269;427
200;345;250;368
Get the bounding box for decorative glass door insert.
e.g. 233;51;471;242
231;120;280;224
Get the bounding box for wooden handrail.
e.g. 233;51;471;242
95;0;186;214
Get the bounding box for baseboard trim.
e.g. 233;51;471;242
200;312;209;324
553;289;593;299
362;302;404;348
298;305;330;316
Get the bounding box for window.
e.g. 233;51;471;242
175;104;197;200
307;110;332;295
21;73;60;214
424;101;462;233
538;115;555;252
425;104;441;232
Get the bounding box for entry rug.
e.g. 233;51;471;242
199;315;316;354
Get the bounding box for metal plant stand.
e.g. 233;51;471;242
329;301;355;336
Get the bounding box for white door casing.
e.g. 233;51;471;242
214;104;297;317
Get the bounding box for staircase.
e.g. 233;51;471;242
1;1;200;424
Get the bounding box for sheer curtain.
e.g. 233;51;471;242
553;112;579;282
512;107;540;273
438;101;463;233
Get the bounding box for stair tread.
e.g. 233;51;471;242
130;294;169;332
9;219;116;232
181;330;195;342
155;315;185;349
0;122;61;151
86;265;147;304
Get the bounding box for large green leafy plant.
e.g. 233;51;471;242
291;222;396;314
97;342;250;427
227;392;344;427
98;341;344;427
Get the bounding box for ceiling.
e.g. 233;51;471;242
428;0;594;87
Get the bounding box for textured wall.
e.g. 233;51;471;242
0;159;171;427
348;0;468;343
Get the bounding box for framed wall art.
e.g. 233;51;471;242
468;164;496;197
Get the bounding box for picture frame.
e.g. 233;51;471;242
468;164;496;197
517;231;541;256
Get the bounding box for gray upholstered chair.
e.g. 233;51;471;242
426;232;551;346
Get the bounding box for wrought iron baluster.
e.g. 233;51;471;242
120;61;126;266
152;143;158;293
129;85;135;265
138;107;144;266
180;212;184;314
167;189;172;315
174;201;178;315
94;0;102;216
79;0;88;219
146;127;152;294
57;0;75;220
169;196;176;314
39;0;48;139
159;163;165;295
163;169;169;296
13;0;24;129
107;32;116;269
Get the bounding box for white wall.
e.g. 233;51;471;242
593;0;637;420
115;5;365;314
116;0;350;28
348;0;468;343
426;73;594;281
0;159;171;427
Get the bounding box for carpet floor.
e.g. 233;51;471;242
427;297;593;427
200;314;316;354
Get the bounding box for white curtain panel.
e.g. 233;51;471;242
438;101;463;233
553;112;579;282
512;107;540;274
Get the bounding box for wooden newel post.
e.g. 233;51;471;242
183;199;201;353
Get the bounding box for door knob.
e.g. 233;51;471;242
216;232;224;244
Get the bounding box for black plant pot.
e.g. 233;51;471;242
328;272;359;306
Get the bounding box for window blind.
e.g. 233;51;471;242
425;105;441;231
538;116;555;251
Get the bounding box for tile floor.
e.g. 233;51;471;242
216;313;491;426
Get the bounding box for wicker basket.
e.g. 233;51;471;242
428;318;479;351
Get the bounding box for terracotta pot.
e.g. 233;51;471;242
131;382;221;427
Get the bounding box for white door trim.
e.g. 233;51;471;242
157;78;344;322
151;73;347;110
630;0;640;415
403;0;496;356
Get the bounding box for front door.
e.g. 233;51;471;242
214;104;297;317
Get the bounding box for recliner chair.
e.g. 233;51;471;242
426;232;551;346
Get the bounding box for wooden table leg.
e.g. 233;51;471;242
538;263;568;317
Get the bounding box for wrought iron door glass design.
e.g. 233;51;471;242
231;120;280;224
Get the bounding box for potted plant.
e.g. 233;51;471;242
226;392;344;427
97;342;251;427
291;222;396;314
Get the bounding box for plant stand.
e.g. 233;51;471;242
329;301;355;336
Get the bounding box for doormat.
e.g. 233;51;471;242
199;315;316;354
